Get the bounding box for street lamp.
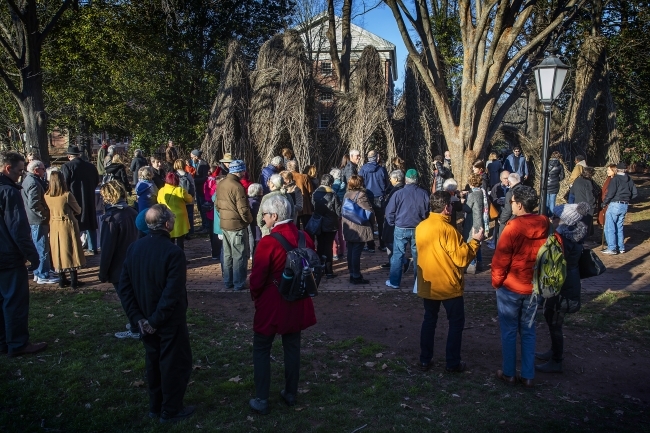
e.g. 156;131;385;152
533;52;569;215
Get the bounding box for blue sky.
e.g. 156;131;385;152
352;3;408;90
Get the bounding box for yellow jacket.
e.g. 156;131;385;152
157;184;193;238
415;213;480;300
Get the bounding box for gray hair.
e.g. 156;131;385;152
27;159;44;173
329;168;341;180
145;204;175;231
107;145;116;155
260;194;292;221
405;176;418;185
442;178;458;192
349;149;360;157
248;183;263;197
508;172;521;185
389;169;404;183
268;173;284;190
138;166;154;181
286;160;298;172
271;156;283;167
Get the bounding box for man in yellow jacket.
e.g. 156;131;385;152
415;191;485;373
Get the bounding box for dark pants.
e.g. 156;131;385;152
298;215;311;231
253;331;301;400
210;232;223;261
186;204;195;234
0;266;30;354
316;231;337;264
367;197;385;250
346;241;365;278
172;237;184;251
142;323;193;415
543;297;565;362
196;194;209;230
113;283;139;331
419;296;465;369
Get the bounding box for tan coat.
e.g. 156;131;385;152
44;192;86;271
291;171;314;216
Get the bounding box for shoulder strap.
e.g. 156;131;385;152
270;232;293;252
353;191;361;202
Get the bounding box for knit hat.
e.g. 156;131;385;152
405;169;418;180
191;149;202;157
553;202;589;226
229;160;246;173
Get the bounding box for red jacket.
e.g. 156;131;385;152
491;214;561;295
249;222;317;335
240;173;252;192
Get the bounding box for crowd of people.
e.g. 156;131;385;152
0;144;638;422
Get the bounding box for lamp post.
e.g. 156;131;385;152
533;52;570;215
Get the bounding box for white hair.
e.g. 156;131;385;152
442;178;458;192
261;194;292;221
248;183;263;197
349;149;360;157
286;160;298;171
389;169;404;183
271;156;283;167
27;160;43;173
405;177;418;184
508;172;521;185
329;168;341;180
268;173;283;190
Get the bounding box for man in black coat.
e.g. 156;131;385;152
60;145;100;253
189;149;210;232
497;172;525;242
489;170;510;247
98;181;140;339
0;151;47;357
117;204;194;423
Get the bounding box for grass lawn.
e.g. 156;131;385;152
1;290;648;432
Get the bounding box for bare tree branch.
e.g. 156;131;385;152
40;0;74;42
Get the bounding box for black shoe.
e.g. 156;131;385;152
351;277;369;285
160;406;196;424
8;342;47;357
535;349;552;361
280;390;296;407
419;362;431;372
445;361;467;373
249;398;269;415
380;262;391;268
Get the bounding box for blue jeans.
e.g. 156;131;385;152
546;193;557;216
420;297;464;368
86;229;98;252
469;244;482;266
30;224;52;279
222;228;250;290
389;227;417;286
604;202;627;252
496;287;536;380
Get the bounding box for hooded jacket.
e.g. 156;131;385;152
105;163;132;194
311;185;341;233
546;158;565;194
358;161;389;198
129;156;148;187
21;172;49;225
60;156;99;231
136;180;158;211
492;214;560;295
259;164;278;194
99;202;139;283
603;173;638;205
0;174;39;270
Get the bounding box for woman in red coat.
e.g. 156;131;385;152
248;194;316;415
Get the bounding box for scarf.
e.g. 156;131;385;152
473;187;490;233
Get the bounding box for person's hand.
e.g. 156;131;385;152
471;227;485;242
27;261;40;272
138;319;156;335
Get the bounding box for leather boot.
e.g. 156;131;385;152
325;262;337;279
535;349;553;361
535;359;563;373
70;270;85;289
59;272;70;288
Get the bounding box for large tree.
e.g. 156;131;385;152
384;0;585;182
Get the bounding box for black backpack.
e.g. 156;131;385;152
271;231;323;302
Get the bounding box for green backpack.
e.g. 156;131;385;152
532;223;567;298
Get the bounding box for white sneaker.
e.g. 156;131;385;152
115;330;141;339
385;280;399;289
36;276;59;284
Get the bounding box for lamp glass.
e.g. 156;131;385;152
552;68;568;100
535;67;556;102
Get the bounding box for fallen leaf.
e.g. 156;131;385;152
381;363;388;370
421;404;431;410
295;407;305;411
68;330;76;335
37;358;46;363
101;354;109;359
499;420;505;424
400;403;412;410
122;370;132;373
193;365;202;370
246;416;254;422
47;314;54;318
56;413;62;418
375;353;383;358
452;394;460;398
331;372;342;379
364;362;376;368
298;388;310;394
222;364;230;368
228;375;242;383
195;423;203;429
85;403;91;409
14;369;21;376
54;338;59;343
131;380;145;387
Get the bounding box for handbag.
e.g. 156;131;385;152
489;202;499;220
578;248;606;279
342;192;372;225
305;213;323;237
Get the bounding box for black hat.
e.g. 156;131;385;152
66;145;82;155
616;161;627;170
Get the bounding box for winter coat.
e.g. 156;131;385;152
489;183;508;214
165;146;178;164
339;161;358;197
257;189;296;237
381;182;404;245
556;223;586;304
342;190;375;243
603;173;638;205
60;156;99;231
44;192;86;271
97;146;108;175
152;168;165;190
248;196;262;242
415;213;480;300
177;170;196;200
129;156;148;187
284;182;303;217
190;159;210;194
504;154;528;178
21;172;49;225
492;214;561;295
249;221;317;336
0;174;39;270
487;160;503;188
462;188;485;242
358;161;389;198
570;177;597;215
385;183;430;229
568;160;587;185
311;185;341;233
259;165;278;194
211;191;222;235
136;180;158;211
291;170;314;216
498;183;525;228
546;158;565;194
216;173;253;232
157;184;193;238
117;230;188;330
240;173;253;193
333;179;344;202
99;203;139;283
105;163;132;194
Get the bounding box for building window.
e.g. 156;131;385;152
319;113;329;129
319;89;333;102
321;62;333;76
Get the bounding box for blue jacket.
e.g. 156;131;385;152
0;174;39;270
385;183;430;229
504;154;528;178
358;161;389;198
259;165;278;194
136;180;158;212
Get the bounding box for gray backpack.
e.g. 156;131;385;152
271;231;323;302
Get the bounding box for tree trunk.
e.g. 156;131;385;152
17;75;49;163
